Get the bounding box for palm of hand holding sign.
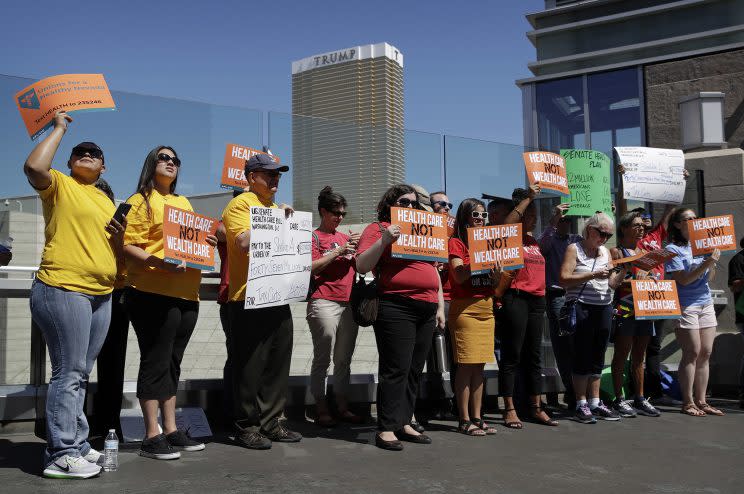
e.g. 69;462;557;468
382;224;401;246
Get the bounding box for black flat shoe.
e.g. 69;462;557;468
375;434;403;451
395;430;432;444
409;421;425;434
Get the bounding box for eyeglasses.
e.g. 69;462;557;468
157;153;181;167
328;210;347;218
72;147;103;160
396;198;420;208
471;211;488;219
433;200;453;210
591;226;613;240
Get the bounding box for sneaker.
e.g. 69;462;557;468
634;397;661;417
139;434;181;460
166;430;206;452
261;423;302;443
83;448;103;465
234;430;272;450
572;404;596;424
612;399;637;418
591;401;621;421
43;455;101;479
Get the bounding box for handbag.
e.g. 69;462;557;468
558;256;597;336
349;223;385;327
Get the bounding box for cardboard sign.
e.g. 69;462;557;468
221;143;281;190
446;215;456;238
245;208;312;309
15;74;116;140
390;207;448;262
615;249;677;272
689;215;737;256
467;223;524;274
523;151;569;195
162;205;219;270
560;149;613;217
631;280;682;320
615;147;686;205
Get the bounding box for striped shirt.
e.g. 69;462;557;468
567;242;613;306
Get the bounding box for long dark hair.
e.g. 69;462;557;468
134;146;179;216
317;186;347;214
668;207;695;246
453;198;485;244
376;184;417;222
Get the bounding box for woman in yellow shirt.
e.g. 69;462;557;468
123;146;216;460
25;112;125;479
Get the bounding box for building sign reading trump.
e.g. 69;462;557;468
467;223;524;274
631;280;681;320
390;207;448;262
689;215;737;256
162;205;219;270
523;151;569;195
15;74;116;140
221;143;281;190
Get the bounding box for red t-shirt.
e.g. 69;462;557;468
217;233;229;305
310;229;356;302
636;223;666;280
510;235;546;296
356;221;440;304
448;237;495;299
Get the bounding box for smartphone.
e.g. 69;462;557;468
113;203;132;224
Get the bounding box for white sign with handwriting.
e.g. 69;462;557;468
615;146;686;205
244;207;312;309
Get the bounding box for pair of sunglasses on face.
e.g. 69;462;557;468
591;226;613;240
157;153;181;167
396;198;420;208
471;211;488;219
328;210;347;218
433;200;453;209
72;147;103;160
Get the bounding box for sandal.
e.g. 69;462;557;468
502;408;523;430
457;420;486;436
529;405;559;426
696;402;725;416
471;418;497;435
680;403;706;417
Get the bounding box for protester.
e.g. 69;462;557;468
307;186;362;427
448;198;500;435
609;212;661;418
560;213;627;424
25;111;124;479
728;236;744;409
356;184;446;451
124;146;215;459
538;202;580;408
487;197;513;227
498;186;556;428
222;153;301;449
665;208;724;417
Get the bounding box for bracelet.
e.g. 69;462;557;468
513;209;523;219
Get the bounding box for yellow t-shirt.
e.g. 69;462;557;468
222;191;277;302
36;169;117;295
124;191;201;301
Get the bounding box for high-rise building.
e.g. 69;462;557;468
291;42;404;225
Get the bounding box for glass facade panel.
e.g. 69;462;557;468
536;76;585;153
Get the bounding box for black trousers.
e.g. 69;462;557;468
219;303;234;421
571;302;612;376
92;288;130;436
127;289;199;400
373;295;436;432
228;302;292;434
644;322;663;398
499;290;546;397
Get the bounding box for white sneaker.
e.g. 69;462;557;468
43;455;101;479
83;448;103;465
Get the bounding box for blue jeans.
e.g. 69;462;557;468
30;280;111;463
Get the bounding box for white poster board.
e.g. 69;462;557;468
615;146;686;204
244;207;312;309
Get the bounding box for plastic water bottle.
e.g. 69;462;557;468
103;429;119;472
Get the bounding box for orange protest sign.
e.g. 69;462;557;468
631;280;682;320
221;143;281;190
689;215;737;256
162;205;219;271
467;223;524;274
446;215;456;238
15;74;116;140
390;207;448;262
523;151;569;195
614;249;677;271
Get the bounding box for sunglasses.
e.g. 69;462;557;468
254;169;282;179
396;198;420;208
328;210;347;218
433;200;453;210
72;147;103;160
471;211;488;219
157;153;181;167
591;226;613;240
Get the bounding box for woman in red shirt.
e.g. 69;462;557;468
307;187;363;427
448;198;501;436
499;186;557;428
356;184;446;451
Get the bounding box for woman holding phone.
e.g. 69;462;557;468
124;146;217;460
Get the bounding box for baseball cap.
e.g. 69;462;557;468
245;153;289;173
